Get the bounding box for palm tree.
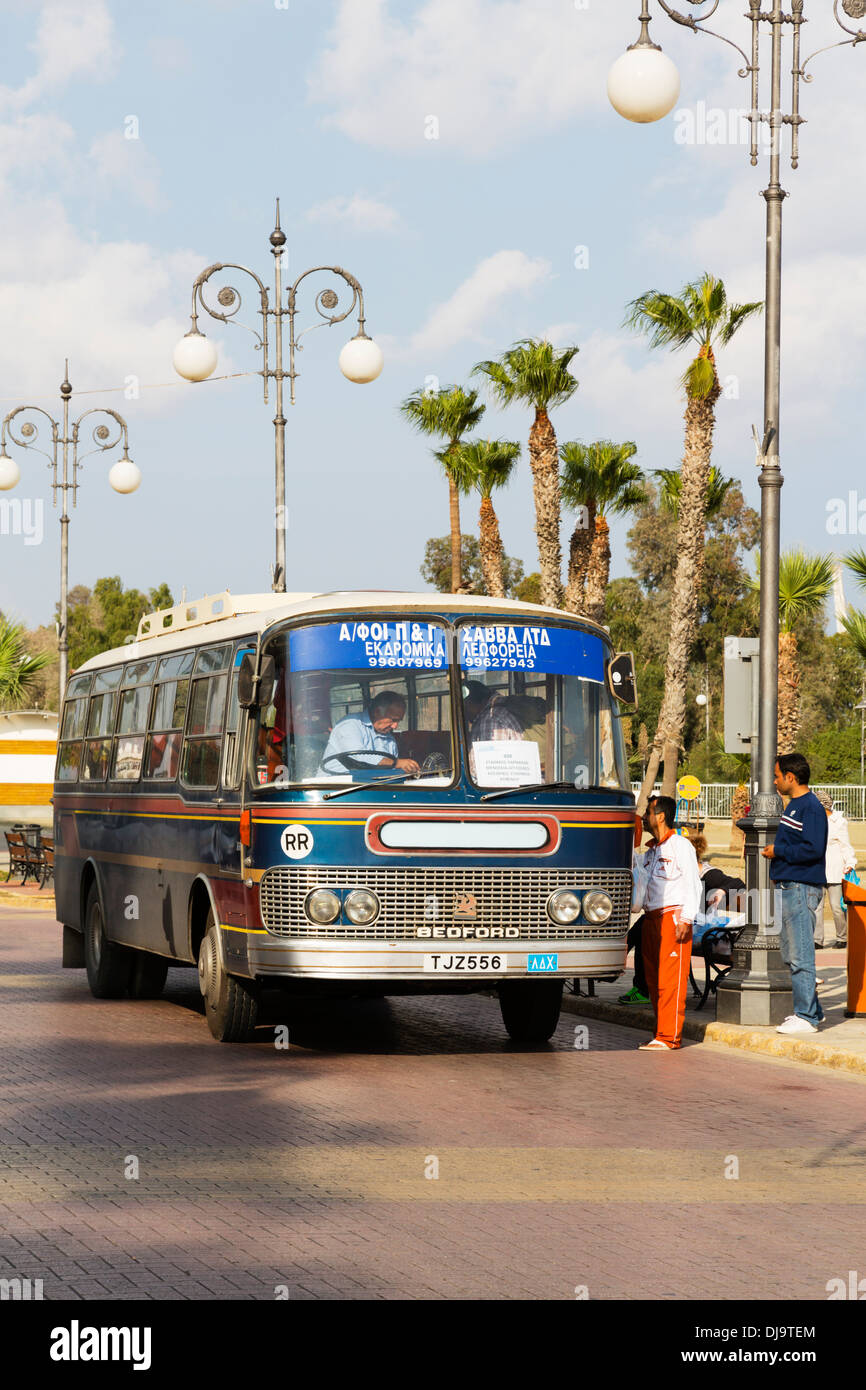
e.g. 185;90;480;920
0;616;52;708
559;439;644;622
749;550;834;753
444;439;521;598
401;385;486;591
625;274;763;805
473;338;579;608
655;465;734;521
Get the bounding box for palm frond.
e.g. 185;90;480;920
750;550;836;632
655;464;734;520
560;439;644;516
0;617;52;707
844;547;866;594
681;353;717;400
841;608;866;664
472;338;579;411
624;291;695;350
447;438;521;498
719;299;763;345
400;384;485;443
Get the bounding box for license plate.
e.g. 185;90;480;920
422;953;509;973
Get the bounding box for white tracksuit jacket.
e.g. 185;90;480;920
633;831;702;924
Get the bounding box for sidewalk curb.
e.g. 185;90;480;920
562;994;866;1078
0;890;56;912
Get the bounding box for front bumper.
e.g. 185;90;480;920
246;934;627;981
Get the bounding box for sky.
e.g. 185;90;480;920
1;0;864;628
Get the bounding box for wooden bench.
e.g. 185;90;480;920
4;830;43;887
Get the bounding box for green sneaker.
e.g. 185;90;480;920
618;986;650;1006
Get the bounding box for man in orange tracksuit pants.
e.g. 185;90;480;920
633;795;701;1050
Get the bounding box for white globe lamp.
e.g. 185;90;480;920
339;334;384;384
173;330;218;382
608;17;680;126
109;456;142;494
0;452;20;491
695;693;708;707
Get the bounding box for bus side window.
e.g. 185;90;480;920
57;689;89;782
182;670;228;789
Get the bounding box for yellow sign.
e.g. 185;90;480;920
677;775;701;802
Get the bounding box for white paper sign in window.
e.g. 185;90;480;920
472;740;542;788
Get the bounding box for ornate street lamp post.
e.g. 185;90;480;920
173;200;383;593
0;363;140;700
610;2;866;1023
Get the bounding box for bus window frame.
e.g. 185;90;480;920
455;615;626;794
247;612;459;794
178;642;235;793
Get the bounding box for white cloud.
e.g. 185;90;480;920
0;0;120;110
404;249;551;359
0;195;224;410
541;321;581;347
306;193;403;234
89;129;161;210
308;0;628;156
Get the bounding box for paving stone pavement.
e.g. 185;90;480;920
1;910;865;1301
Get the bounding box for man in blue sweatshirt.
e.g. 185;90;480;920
761;752;828;1035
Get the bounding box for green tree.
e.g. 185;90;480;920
625;273;762;804
65;578;174;669
420;535;524;598
750;551;835;754
401;385;486;592
513;572;541;605
559;439;644;621
443;439;521;598
473;338;579;608
0;616;52;708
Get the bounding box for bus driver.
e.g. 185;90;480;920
317;691;421;778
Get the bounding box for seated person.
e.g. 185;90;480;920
317;691;420;778
463;680;523;744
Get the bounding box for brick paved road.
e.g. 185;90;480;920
2;909;865;1301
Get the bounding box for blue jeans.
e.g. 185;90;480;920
776;881;824;1025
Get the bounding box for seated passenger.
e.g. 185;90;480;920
317;691;420;777
463;680;523;745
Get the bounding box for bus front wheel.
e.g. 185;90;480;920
198;915;259;1042
498;979;563;1043
84;883;132;999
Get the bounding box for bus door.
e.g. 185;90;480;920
216;645;254;875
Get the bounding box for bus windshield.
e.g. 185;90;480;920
458;620;630;791
252;618;454;787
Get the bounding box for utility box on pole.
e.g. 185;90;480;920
723;636;760;755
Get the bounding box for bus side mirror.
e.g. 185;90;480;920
258;655;276;709
238;653;276;709
607;652;637;707
238;653;257;708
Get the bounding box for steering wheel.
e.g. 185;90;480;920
321;749;399;773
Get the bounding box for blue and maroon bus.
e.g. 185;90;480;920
54;589;638;1043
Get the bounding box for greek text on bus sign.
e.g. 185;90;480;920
459;624;605;681
290;621;448;672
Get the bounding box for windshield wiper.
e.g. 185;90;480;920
480;781;605;803
322;769;452;801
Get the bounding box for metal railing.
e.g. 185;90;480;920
630;782;866;821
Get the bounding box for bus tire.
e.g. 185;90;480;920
84;883;132;999
498;979;563;1043
198;915;259;1042
128;951;168;1000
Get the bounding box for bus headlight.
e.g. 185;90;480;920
344;889;380;926
305;888;341;925
582;890;613;924
546;890;582;925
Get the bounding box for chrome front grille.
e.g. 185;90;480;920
259;867;632;939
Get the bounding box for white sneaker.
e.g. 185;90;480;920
776;1015;818;1036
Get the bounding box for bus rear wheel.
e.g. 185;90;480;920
498;979;563;1043
197;915;259;1042
84;883;132;999
128;951;168;999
